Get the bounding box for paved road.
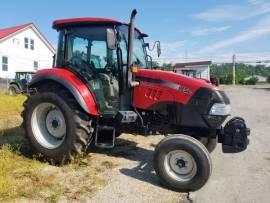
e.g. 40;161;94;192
190;85;270;203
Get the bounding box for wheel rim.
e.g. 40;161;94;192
31;102;66;149
164;150;197;182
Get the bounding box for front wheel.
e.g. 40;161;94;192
154;135;212;192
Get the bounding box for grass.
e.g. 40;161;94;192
0;94;118;202
0;145;63;202
0;94;26;132
0;94;26;116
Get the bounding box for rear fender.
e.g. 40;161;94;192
9;82;21;89
29;69;99;116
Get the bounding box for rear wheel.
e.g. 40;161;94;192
22;84;93;164
8;84;20;95
154;134;212;192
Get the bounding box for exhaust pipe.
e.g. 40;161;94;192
127;9;137;69
127;9;139;87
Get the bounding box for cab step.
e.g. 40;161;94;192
95;125;115;149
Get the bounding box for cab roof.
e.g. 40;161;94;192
53;17;148;37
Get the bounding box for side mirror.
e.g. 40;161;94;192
157;41;161;57
107;28;116;50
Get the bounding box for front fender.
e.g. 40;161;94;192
29;68;99;116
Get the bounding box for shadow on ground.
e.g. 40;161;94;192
1;127;162;189
91;137;162;188
252;87;270;92
0;126;35;158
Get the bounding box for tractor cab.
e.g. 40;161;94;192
53;16;152;116
9;71;35;95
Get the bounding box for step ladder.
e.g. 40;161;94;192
95;125;116;148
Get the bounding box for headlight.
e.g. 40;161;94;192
209;103;231;116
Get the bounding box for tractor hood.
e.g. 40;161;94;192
135;69;215;95
134;68;231;130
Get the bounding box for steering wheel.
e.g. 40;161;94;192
70;56;97;78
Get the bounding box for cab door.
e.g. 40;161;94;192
64;27;120;116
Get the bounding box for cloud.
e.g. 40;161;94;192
198;16;270;53
191;26;230;36
194;0;270;22
151;40;186;58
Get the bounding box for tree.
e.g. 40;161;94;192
210;63;270;84
151;61;160;68
160;63;173;71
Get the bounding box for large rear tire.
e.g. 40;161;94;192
8;84;20;95
22;84;93;164
154;134;212;192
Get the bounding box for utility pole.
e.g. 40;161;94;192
232;54;236;85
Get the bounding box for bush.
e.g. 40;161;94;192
220;74;233;84
267;75;270;83
245;76;258;85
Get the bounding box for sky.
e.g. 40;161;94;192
1;0;270;64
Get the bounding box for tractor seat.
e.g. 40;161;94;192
99;73;119;100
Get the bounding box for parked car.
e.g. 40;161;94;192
9;71;35;95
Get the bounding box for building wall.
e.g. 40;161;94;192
0;27;54;79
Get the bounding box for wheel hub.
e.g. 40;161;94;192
45;109;66;139
164;150;197;182
52;119;59;129
176;159;186;168
31;102;67;149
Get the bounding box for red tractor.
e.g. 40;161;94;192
22;10;250;191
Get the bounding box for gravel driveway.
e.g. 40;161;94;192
89;134;184;203
90;85;270;203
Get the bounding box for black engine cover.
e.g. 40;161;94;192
218;117;250;153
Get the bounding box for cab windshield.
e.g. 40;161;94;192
117;25;147;69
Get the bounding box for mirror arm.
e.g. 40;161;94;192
147;41;160;51
52;54;56;68
146;54;153;69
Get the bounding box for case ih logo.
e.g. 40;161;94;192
178;85;192;94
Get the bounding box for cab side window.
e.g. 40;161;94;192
90;41;107;69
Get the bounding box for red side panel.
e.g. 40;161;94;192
35;68;99;116
133;82;174;109
133;69;214;109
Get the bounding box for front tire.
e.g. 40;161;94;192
154;135;212;192
22;84;93;164
200;138;217;153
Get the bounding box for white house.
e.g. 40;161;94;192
0;23;55;79
173;61;212;80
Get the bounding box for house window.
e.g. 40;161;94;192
30;39;34;50
2;56;8;71
34;61;39;70
24;37;29;49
